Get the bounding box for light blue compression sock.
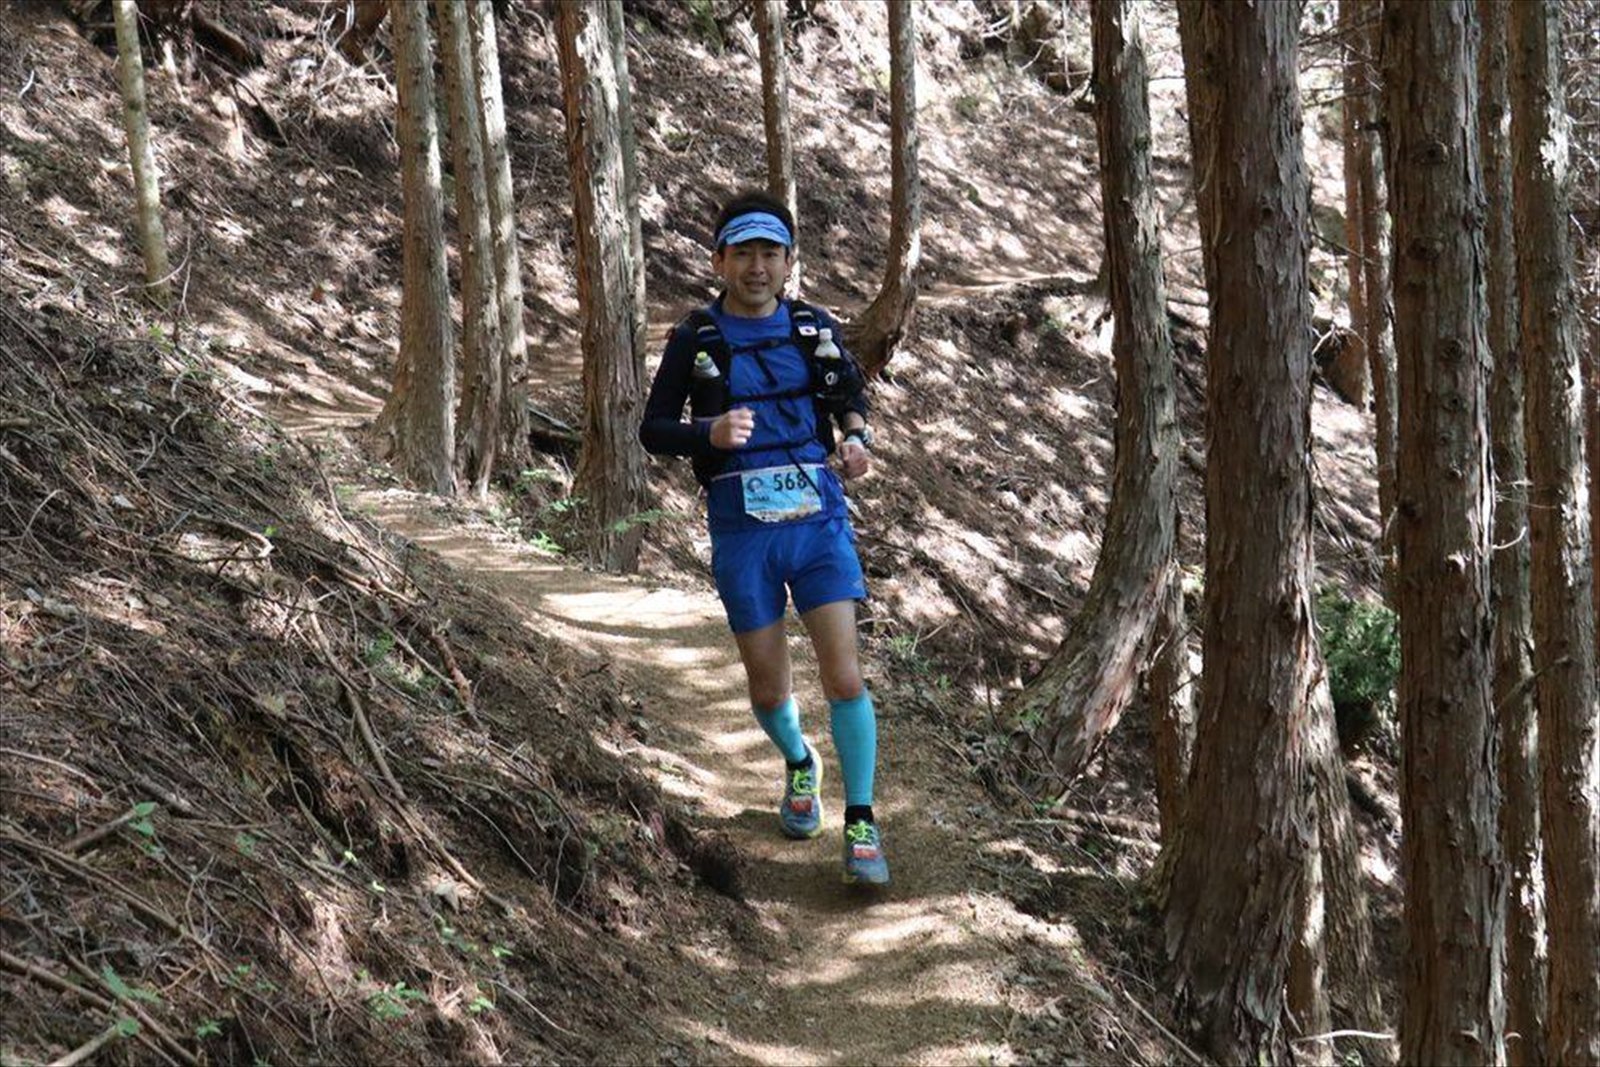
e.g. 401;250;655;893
829;691;877;807
753;696;809;765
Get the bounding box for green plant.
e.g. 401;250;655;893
226;962;277;996
539;495;585;518
1315;588;1399;749
607;508;670;535
686;0;722;51
195;1019;225;1039
367;981;428;1021
954;92;982;121
363;631;437;697
467;995;495;1015
126;801;164;859
102;966;162;1006
885;631;931;675
513;467;562;497
364;630;396;666
527;530;564;555
434;915;476;955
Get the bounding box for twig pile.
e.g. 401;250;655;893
0;284;718;1063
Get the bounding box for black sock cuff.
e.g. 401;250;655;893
844;805;874;826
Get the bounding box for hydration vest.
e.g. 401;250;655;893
681;299;865;486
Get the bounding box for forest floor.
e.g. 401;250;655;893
311;418;1179;1065
1;1;1400;1063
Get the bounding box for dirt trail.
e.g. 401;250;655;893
260;263;1151;1061
343;484;1041;1065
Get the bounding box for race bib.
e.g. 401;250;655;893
740;465;823;523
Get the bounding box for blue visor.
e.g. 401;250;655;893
716;211;793;249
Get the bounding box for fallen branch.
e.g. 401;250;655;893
49;1022;122;1067
67;953;199;1067
0;826;182;935
426;624;480;723
1123;987;1206;1067
1041;805;1160;841
0;951;175;1067
304;614;514;915
61;807;138;854
305;612;407;802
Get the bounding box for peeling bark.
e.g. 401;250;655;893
1479;2;1547;1062
375;0;454;496
849;0;920;377
1011;0;1179;793
1166;4;1323;1060
755;0;801;296
1510;1;1600;1060
439;0;501;500
556;0;647;573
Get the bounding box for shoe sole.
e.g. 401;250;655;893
842;870;890;886
779;741;824;840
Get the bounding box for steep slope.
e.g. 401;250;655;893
0;1;1399;1063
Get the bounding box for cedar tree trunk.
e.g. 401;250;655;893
468;0;532;474
1510;2;1600;1060
755;0;801;295
1384;3;1507;1061
1010;0;1179;790
375;0;455;495
1166;3;1325;1060
850;0;920;377
1479;2;1547;1062
1353;0;1398;601
556;0;647;573
439;0;502;499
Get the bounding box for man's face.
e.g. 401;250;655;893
713;239;792;313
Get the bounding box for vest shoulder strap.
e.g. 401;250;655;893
681;308;733;373
788;300;821;355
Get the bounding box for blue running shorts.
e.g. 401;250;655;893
710;514;867;633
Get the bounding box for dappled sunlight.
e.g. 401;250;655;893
672;1020;826;1067
538;587;724;631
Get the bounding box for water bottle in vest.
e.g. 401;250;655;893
690;350;726;417
814;327;844;397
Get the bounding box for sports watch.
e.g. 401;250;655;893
843;425;874;450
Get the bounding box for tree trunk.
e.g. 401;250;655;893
334;0;389;64
1384;5;1507;1061
1510;2;1600;1060
1588;286;1600;652
1478;2;1547;1062
374;0;455;495
1353;0;1398;603
1010;0;1179;790
556;0;647;574
1335;0;1371;409
438;0;501;500
112;0;171;306
755;0;801;296
605;0;647;377
1307;678;1387;1065
1148;556;1193;859
1166;4;1323;1060
849;0;920;378
468;0;531;476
